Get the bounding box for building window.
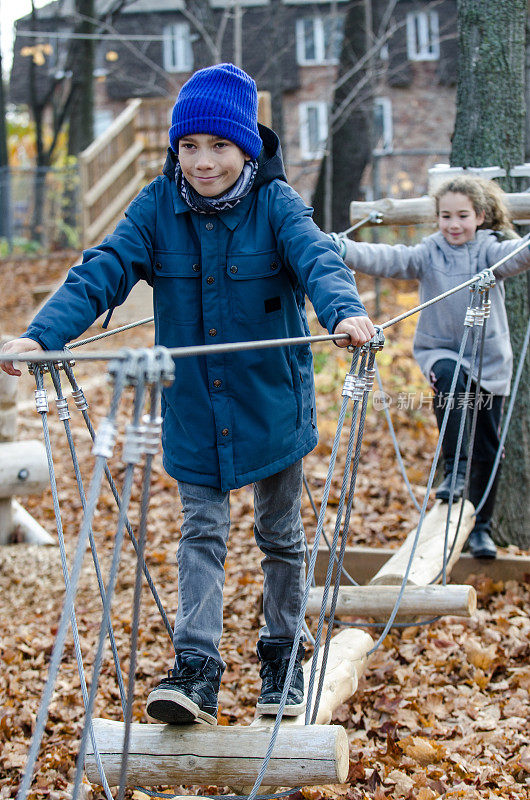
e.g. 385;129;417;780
296;16;343;66
406;10;439;61
163;23;193;73
373;97;393;154
299;102;328;160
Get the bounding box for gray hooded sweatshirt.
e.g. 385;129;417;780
342;230;530;396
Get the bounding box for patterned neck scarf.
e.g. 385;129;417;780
175;158;258;214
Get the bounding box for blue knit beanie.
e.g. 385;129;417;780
169;63;262;159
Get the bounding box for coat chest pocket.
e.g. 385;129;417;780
226;251;289;323
153;253;201;325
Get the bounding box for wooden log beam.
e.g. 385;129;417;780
349;192;530;227
0;441;49;498
315;546;530;586
306;584;476;619
369;499;474;586
85;718;349;788
229;629;373;795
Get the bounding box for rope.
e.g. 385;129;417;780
48;364;128;711
310;347;377;723
61;361;175;644
247;348;367;800
365;300;476;657
70;353;148;800
16;361;128;800
374;363;422;512
474;312;530;515
68;316;155;349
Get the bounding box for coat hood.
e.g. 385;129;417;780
162;123;287;189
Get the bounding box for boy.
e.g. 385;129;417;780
1;63;374;724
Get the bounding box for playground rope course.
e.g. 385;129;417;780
3;243;529;800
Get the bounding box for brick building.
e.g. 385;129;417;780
9;0;458;205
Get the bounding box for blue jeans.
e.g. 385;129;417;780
173;460;305;670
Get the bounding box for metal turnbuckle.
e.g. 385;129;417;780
34;388;49;414
55;397;71;421
92;418;117;459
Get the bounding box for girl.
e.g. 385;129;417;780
332;175;530;559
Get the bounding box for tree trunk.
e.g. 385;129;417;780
67;0;95;157
451;0;530;547
312;2;375;232
0;27;11;242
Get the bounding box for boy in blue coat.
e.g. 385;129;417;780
2;64;374;724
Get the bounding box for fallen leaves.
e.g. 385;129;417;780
1;265;530;800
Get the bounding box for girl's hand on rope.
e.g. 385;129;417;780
0;338;44;376
334;316;375;348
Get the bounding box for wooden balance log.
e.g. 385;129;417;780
85;718;349;787
0;360;52;546
86;628;374;789
309;498;476;620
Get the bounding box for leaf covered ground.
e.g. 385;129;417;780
0;255;529;800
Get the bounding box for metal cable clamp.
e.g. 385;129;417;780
342;373;366;400
107;348;135;385
122;422;146;465
142;415;162;455
34;388;49;414
71;388;89;411
364;367;376;392
55;396;71;421
478;268;496;292
369;327;386;352
92;418;117;459
154;346;175;387
464;306;478;327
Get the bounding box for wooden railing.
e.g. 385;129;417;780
79;99;145;247
79;91;273;248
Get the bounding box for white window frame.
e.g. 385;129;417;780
299;101;328;160
163;22;194;73
373;97;393;155
295;16;341;66
406;10;440;61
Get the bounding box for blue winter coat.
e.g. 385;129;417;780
25;126;366;490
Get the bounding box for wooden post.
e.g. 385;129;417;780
85;719;349;788
0;338;53;545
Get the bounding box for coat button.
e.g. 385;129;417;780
155;262;162;269
270;261;278;270
213;379;222;388
221;428;229;436
209;328;217;337
206;222;214;230
207;275;215;284
230;265;238;273
192;263;200;272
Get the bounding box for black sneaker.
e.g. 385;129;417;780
146;654;221;725
255;641;306;717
